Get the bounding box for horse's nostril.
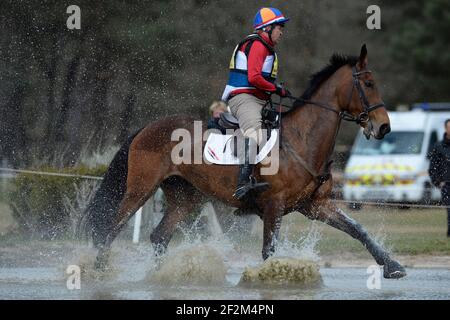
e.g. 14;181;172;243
380;123;391;136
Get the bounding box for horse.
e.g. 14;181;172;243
83;44;406;279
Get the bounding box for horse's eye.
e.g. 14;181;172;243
365;81;374;88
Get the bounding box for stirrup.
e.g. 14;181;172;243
233;176;270;200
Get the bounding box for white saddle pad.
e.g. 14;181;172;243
204;129;278;165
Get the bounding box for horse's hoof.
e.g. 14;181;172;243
383;260;406;279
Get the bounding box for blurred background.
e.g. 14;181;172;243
0;1;449;245
0;0;449;167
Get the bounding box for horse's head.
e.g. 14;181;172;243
339;44;390;140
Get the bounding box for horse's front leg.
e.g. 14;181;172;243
312;202;406;279
262;200;284;260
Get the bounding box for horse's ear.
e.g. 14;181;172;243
357;44;368;69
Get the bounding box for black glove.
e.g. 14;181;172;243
275;83;291;97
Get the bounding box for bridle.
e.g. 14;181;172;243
347;66;386;123
284;65;386;124
269;65;387;185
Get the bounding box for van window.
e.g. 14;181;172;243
427;131;438;158
353;131;424;155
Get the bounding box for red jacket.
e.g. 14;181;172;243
226;33;278;101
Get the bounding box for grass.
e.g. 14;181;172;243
0;200;16;237
0;179;12;203
274;205;450;257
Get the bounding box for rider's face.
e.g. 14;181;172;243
271;25;284;45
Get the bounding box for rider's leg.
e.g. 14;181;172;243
234;136;256;199
233;136;269;200
228;94;269;200
229;94;265;142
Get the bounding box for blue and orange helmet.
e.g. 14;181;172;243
253;7;289;30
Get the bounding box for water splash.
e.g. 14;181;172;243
369;207;392;255
239;257;322;288
275;221;323;262
64;244;120;281
142;210;240;286
147;244;227;286
61;209;323;289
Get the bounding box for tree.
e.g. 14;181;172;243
386;0;450;102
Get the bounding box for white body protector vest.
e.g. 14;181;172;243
221;34;278;101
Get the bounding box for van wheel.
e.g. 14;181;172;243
348;202;362;210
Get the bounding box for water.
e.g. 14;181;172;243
0;239;449;300
0;212;448;300
1;265;449;300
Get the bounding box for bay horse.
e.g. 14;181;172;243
83;45;406;279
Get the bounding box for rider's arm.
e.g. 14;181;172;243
247;41;277;93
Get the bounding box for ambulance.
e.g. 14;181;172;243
343;103;450;208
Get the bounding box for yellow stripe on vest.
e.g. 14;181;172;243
229;45;239;69
271;53;278;77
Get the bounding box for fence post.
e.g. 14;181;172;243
132;207;143;244
1;159;8;196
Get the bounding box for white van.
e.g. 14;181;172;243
343;104;450;208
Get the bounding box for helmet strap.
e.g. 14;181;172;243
266;25;275;43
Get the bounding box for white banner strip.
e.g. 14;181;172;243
0;167;103;180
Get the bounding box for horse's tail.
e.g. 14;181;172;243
78;128;144;248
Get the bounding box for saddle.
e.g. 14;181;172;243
210;106;280;157
218;112;239;130
216;105;280;132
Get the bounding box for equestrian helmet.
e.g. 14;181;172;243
253;7;289;30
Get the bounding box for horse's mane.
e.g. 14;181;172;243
294;54;359;107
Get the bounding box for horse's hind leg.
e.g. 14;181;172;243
150;177;203;256
95;153;166;269
311;202;406;279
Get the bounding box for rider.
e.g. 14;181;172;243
221;7;291;200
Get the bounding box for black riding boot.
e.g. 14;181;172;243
233;137;269;200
